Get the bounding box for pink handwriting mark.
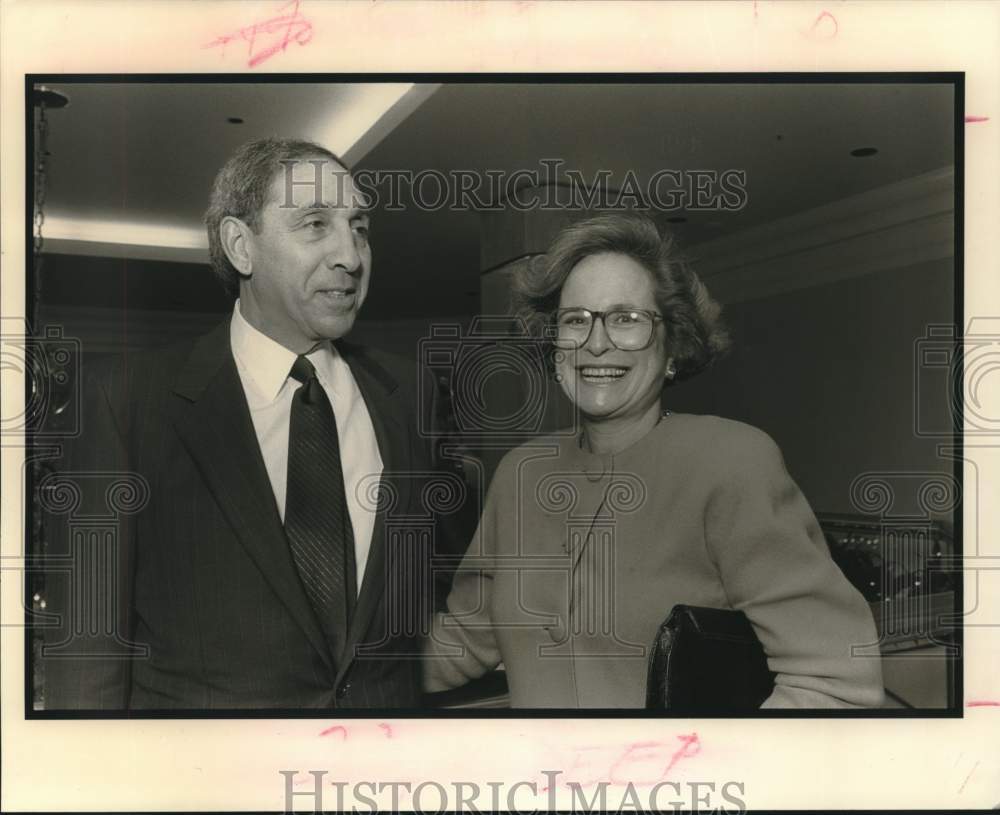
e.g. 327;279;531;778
965;116;990;123
609;733;701;785
967;700;1000;707
806;10;838;39
540;733;702;791
204;0;313;68
311;725;701;789
316;722;393;739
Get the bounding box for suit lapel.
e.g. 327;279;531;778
168;321;334;672
336;342;413;674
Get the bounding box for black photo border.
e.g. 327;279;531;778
23;70;965;722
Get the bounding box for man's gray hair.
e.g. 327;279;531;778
204;137;346;295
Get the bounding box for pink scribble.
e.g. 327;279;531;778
378;722;394;738
205;0;313;68
665;733;701;775
608;738;699;786
807;10;838;39
540;734;703;792
608;741;665;785
319;724;348;738
965;115;990;123
967;700;1000;706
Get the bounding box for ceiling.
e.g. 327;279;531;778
38;80;954;318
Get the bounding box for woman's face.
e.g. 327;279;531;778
554;252;670;423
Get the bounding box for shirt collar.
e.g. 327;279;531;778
230;300;339;403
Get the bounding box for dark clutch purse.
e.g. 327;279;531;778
646;605;776;713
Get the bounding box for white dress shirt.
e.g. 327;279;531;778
230;301;383;593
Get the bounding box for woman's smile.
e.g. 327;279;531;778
577;364;631;384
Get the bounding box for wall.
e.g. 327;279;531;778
666;256;955;519
35;253;474;362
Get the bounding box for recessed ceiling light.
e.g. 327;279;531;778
227;117;244;124
851;147;878;157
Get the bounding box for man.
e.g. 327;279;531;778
41;138;440;709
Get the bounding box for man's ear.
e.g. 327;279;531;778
219;216;254;278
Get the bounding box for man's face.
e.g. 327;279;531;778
239;156;371;352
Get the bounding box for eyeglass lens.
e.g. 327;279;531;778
555;309;654;350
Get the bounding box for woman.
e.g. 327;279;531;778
424;213;884;709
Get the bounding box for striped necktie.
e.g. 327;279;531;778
284;354;357;666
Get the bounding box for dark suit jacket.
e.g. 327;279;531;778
40;320;442;710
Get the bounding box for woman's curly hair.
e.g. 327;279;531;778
510;212;731;382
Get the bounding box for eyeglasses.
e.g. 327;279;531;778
552;308;663;351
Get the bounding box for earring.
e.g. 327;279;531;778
554;372;563;383
665;360;676;380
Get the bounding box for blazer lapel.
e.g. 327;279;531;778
336;342;413;674
168;321;334;672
